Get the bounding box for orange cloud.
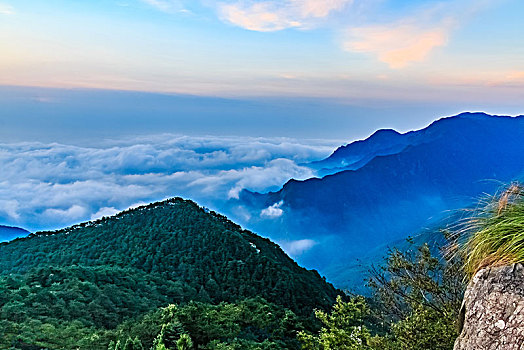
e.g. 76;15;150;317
506;71;524;81
483;71;524;87
345;22;450;69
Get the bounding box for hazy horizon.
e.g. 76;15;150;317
1;0;523;134
2;85;522;146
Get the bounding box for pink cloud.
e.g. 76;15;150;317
345;22;450;69
298;0;350;18
220;2;302;32
219;0;352;32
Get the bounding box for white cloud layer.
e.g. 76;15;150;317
0;135;336;231
280;239;317;256
0;3;14;15
260;200;284;218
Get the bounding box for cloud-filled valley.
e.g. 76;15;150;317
0;135;338;234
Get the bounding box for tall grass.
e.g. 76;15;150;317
459;183;524;279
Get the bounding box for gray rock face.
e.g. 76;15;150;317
454;264;524;350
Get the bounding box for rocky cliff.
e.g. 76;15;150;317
454;264;524;350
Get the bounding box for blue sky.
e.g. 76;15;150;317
0;0;523;142
1;0;523;103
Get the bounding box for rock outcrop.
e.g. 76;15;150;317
454;263;524;350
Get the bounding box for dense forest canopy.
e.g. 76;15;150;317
0;198;342;349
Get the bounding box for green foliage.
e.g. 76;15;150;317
0;198;340;348
0;318;109;350
296;238;464;350
367;238;465;350
0;265;193;349
387;305;458;350
0;265;190;327
109;298;305;350
0;198;339;316
176;334;193;350
460;183;524;278
298;296;371;350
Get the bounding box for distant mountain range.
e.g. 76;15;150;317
309;128;411;177
239;112;524;289
0;225;29;242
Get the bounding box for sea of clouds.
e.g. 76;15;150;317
0;135;339;236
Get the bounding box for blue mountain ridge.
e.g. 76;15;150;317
0;225;30;243
238;112;524;290
309;128;411;176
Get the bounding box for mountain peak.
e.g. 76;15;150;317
455;111;494;119
1;196;341;315
370;128;401;137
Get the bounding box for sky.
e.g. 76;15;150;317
0;0;523;105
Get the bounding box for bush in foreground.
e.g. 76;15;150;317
460;183;524;278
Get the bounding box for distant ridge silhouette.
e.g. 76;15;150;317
239;113;524;289
0;225;30;242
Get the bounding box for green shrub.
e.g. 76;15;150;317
460;183;524;278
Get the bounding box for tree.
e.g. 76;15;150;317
176;334;193;350
298;295;371;350
367;237;465;350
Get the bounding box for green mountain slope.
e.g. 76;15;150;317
0;198;342;348
0;197;339;315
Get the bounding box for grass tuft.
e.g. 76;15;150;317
459;183;524;279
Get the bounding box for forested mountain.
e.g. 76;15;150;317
0;198;341;348
0;225;29;242
239;113;524;288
